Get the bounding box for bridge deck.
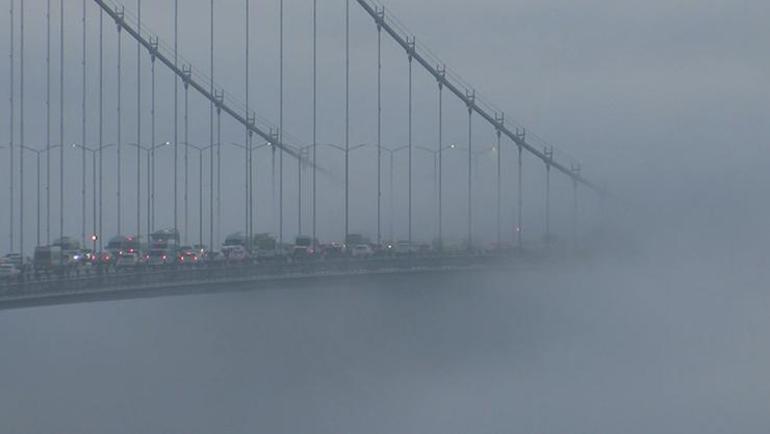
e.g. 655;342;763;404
0;253;540;310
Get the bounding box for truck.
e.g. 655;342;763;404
33;245;63;272
222;232;250;262
251;233;278;260
293;235;319;258
146;229;180;266
105;235;143;258
52;237;83;266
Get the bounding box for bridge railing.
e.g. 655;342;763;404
0;252;523;300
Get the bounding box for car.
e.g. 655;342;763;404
321;243;345;258
115;252;142;269
0;263;21;281
71;250;94;269
146;249;174;266
202;250;226;264
293;235;319;259
4;253;24;270
99;251;115;265
393;240;417;255
351;244;374;258
178;250;201;265
225;246;250;263
34;246;63;271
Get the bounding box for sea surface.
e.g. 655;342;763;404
1;259;768;434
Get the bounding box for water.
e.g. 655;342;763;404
1;260;768;434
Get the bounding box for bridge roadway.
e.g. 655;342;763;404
0;252;539;310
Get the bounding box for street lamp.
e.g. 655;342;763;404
381;145;409;242
414;144;454;248
317;142;368;240
230;140;271;250
127;141;170;236
20;145;61;248
543;147;554;245
186;143;214;248
445;143;496;248
73;143;116;252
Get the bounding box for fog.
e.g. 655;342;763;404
1;0;769;432
1;223;769;433
3;0;766;249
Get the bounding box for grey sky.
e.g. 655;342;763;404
1;3;769;433
1;0;768;252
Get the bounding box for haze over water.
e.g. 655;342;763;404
2;0;770;431
1;217;768;434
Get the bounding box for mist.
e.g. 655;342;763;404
1;0;769;432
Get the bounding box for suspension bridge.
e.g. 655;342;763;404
2;0;605;299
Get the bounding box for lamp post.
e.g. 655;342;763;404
414;144;454;247
20;145;61;248
187;143;214;248
127;141;170;236
318;143;368;240
230;140;272;249
381;145;409;242
73;143;116;252
447;143;496;246
295;144;314;237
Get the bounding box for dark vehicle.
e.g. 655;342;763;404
150;228;180;247
146;249;174;266
321;242;345;258
105;235;143;265
4;253;24;270
53;237;83;265
223;233;249;259
224;233;248;248
293;235;319;259
252;233;278;259
33;246;63;272
115;252;142;269
345;233;369;250
202;250;226;264
178;246;201;266
149;229;180;261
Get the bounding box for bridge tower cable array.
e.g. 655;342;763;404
9;0;15;255
173;0;178;240
98;7;104;251
312;0;318;244
82;0;88;248
90;1;308;254
115;5;123;236
209;0;214;250
136;0;141;240
59;0;65;251
245;0;251;250
407;36;413;246
353;0;600;195
47;0;52;245
279;0;284;245
375;6;383;246
20;0;26;262
345;0;350;241
0;0;603;256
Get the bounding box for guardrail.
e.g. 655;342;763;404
0;251;531;302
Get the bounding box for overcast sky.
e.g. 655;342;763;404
1;0;768;252
1;3;769;432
